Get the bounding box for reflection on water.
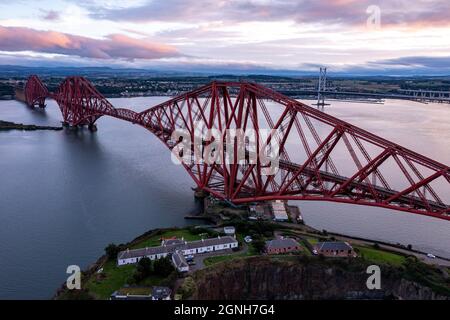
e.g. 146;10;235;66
0;96;449;299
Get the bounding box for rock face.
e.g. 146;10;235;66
190;257;449;300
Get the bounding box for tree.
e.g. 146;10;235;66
154;257;175;277
252;239;266;254
105;243;120;260
137;257;153;276
132;257;153;283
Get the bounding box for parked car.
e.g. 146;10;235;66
427;253;436;259
244;236;253;243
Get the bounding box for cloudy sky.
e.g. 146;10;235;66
1;0;450;75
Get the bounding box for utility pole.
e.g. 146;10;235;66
316;67;328;108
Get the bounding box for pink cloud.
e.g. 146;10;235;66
0;25;180;60
40;10;61;21
89;0;450;28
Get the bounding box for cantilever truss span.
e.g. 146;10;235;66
24;75;450;220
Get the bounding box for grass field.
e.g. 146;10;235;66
85;260;166;299
85;260;135;299
356;246;406;267
204;242;258;267
306;237;319;245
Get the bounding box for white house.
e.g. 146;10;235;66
172;250;189;272
223;226;236;235
117;236;238;267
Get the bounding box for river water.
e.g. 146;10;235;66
0;96;449;299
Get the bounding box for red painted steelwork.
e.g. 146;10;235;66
24;75;450;220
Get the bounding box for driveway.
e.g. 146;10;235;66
189;244;250;272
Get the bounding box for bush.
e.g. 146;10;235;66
178;277;197;299
188;226;219;237
252;239;266;253
154;257;175;277
373;243;380;250
137;257;153;275
104;243;120;260
132;257;153;283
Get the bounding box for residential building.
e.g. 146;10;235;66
117;236;238;266
172;250;189;273
223;226;236;235
271;200;289;221
249;204;268;220
313;242;356;258
266;238;301;254
151;286;172;300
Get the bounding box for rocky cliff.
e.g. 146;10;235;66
189;256;449;300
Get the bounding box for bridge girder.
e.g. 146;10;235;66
24;76;450;220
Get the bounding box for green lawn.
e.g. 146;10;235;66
356;246;406;267
131;229;202;249
307;237;319;245
204;243;258;267
85;260;165;299
85;260;135;299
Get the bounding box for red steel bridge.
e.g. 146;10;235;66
24;75;450;221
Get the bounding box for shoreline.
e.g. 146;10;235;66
0;120;62;131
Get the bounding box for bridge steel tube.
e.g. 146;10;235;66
23;75;450;221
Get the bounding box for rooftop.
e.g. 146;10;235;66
266;238;300;250
172;251;188;269
151;286;172;300
315;242;353;251
163;238;185;246
118;236;237;260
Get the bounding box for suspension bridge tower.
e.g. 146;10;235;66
315;67;329;108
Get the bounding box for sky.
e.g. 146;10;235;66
0;0;450;75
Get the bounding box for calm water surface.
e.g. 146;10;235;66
0;96;449;299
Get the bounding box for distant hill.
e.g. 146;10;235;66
1;64;450;80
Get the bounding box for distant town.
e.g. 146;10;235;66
2;66;450;102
